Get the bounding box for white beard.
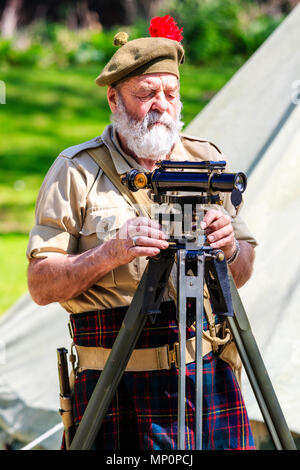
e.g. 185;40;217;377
112;94;184;160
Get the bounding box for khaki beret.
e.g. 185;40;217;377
95;36;185;87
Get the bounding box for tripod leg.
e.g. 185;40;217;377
227;274;297;450
177;250;204;450
195;254;204;450
177;250;187;450
69;253;174;450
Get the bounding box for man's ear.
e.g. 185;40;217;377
107;86;118;113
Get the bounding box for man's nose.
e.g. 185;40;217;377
151;92;169;113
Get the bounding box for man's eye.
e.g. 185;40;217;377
138;93;153;100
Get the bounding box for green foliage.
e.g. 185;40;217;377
161;0;283;63
239;13;282;55
0;1;284;68
0;22;121;67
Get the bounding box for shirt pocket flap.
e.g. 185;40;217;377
80;207;134;241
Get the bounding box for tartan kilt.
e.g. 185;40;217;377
65;301;255;450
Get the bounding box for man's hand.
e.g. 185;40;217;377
200;208;255;288
103;216;169;268
200;209;236;260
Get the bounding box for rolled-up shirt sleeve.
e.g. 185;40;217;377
26;156;87;259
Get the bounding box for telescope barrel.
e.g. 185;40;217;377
121;161;247;195
157;160;226;170
149;170;246;193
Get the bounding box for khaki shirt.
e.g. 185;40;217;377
27;124;257;314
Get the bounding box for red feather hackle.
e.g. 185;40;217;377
149;15;183;43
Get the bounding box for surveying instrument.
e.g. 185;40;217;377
68;160;296;450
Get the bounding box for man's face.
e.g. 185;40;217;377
113;73;180;122
107;73;183;161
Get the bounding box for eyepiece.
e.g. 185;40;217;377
134;172;148;189
121;169;147;192
234;173;247;193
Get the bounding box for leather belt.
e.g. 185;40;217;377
73;325;222;372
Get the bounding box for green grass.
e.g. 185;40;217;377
0;58;244;315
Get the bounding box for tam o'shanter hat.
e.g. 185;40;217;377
95;15;185;87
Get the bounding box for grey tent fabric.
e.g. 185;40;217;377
233;102;300;434
1;4;300;450
186;3;300;175
186;4;300;434
0;294;69;449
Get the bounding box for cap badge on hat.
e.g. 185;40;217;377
113;31;129;47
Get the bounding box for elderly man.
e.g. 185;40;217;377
27;17;257;450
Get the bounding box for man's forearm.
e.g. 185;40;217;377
28;243;117;305
228;240;255;288
28;217;169;306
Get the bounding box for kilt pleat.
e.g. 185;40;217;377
66;301;255;450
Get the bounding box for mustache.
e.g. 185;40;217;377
144;111;174;130
113;90;183;133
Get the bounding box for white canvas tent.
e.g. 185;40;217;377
185;3;300;436
0;296;68;449
1;4;300;450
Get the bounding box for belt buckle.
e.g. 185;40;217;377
168;342;180;369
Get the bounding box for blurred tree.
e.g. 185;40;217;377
0;0;298;35
0;0;23;37
251;0;299;15
0;0;165;31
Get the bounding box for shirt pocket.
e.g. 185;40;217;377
80;206;132;242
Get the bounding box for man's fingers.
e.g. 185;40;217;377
206;224;233;244
127;225;167;240
123;217;167;240
210;234;235;249
129;236;169;250
201;210;231;231
129;246;161;257
200;209;223;229
205;215;232;235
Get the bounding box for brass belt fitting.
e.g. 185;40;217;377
167;342;180;369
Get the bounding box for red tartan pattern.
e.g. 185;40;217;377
66;302;255;450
